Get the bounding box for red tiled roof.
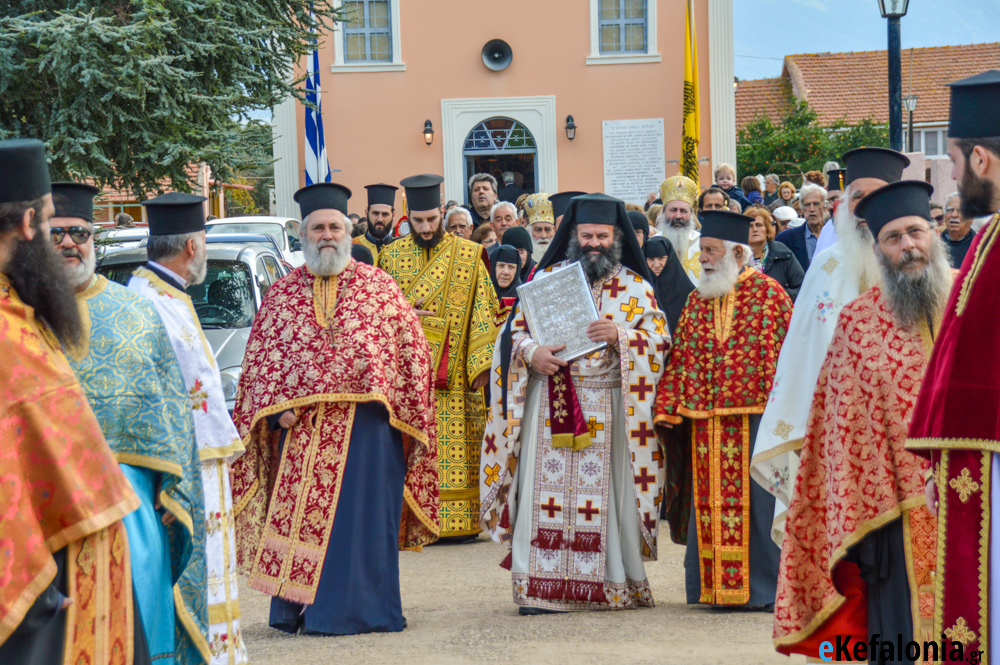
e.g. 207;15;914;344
735;78;793;132
91;163;208;203
736;43;1000;131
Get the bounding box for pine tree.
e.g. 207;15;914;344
0;1;340;198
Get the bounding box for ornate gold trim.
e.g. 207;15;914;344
174;584;211;662
0;559;57;645
933;450;948;649
906;437;1000;453
955;213;1000;317
114;452;183;479
749;436;804;468
977;451;990;658
44;492;140;554
197;438;246;462
208;599;242;623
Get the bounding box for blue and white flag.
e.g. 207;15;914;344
304;39;331;185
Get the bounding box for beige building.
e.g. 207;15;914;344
272;0;738;217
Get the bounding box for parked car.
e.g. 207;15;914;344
94;226;150;260
205;216;303;267
97;243;287;411
139;232;293;272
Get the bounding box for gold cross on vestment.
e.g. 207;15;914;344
324;323;343;349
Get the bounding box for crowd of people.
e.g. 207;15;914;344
2;69;1000;665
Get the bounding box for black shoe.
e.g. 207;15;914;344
518;606;564;615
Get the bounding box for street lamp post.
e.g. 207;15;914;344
877;0;910;152
903;95;918;152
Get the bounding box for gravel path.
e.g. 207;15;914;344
240;536;805;664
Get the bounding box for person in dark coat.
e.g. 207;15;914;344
627;209;650;247
497;172;526;204
746;205;804;301
642;236;694;335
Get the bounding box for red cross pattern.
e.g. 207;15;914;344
484;433;497;455
630;376;654;400
634;467;656;492
577;499;601;523
602;277;626;298
631;422;655;447
540;496;563;520
643;512;657;532
628;335;649;355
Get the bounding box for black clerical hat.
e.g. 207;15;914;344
501;226;532;252
0;139;51;204
842;147;910;186
549;191;586;220
566;193;620;226
948;70;1000;139
399;174;444;212
827;169;846;192
51;182;101;223
294;183;352;219
365;183;397;208
142;192;207;236
699;210;753;245
854;180;933;240
627;209;649;238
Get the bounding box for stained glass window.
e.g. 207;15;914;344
463;119;537;153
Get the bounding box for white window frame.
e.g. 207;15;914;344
906;123;948;157
587;0;660;65
330;0;405;73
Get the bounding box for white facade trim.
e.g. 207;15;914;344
708;0;736;171
271;94;300;219
440;96;558;204
329;0;405;73
587;0;659;65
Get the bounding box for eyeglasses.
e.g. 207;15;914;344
879;226;929;247
50;226;92;244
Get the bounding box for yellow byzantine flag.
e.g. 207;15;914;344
681;0;700;186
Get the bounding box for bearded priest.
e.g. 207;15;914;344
480;194;667;613
655;174;702;282
128;193;248;664
380;174;500;541
231;183;438;636
750;147;910;544
654;210;792;607
774;181;950;660
907;70;1000;661
352;183;397;265
54;182;208;664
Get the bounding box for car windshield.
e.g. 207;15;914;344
98;260;255;330
207;223;285;250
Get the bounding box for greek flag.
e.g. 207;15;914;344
304;38;331;185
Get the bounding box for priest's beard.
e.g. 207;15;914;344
566;231;622;284
877;234;952;329
368;220;390;240
6;230;83;347
303;235;352;276
531;237;551;262
60;245;97;290
959;160;999;219
411;222;446;250
656;213;694;261
834;202;880;289
697;250;742;300
188;241;208;286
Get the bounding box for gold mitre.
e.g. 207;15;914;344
659;175;698;207
525;193;554;225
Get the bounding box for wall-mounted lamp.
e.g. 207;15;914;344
565;115;577;141
423;120;435;146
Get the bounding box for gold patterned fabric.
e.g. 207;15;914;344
380;234;500;536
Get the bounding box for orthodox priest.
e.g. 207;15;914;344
231;183;439;636
750;147;910;543
0;140;143;663
525;193;555;262
353;183;397;265
380;174;500;541
655;175;702;281
549;190;586;229
480;194;668;613
654;210;792;607
128;193;248;665
54;182;208;664
775;181;949;661
908;70;1000;661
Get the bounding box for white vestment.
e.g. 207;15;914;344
748;243;863;544
676;228;702;282
813;219;838;259
129;267;248;665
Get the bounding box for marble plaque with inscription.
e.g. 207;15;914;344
602;118;666;204
516;262;606;362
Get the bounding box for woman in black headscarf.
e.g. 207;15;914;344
489;244;523;323
643;236;694;335
497;226;535;282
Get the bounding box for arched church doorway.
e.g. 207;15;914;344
462;118;537;205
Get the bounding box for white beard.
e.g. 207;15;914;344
833;203;880;289
304;235;352;276
531;237;550;262
64;249;97;290
657;215;694;261
697;250;742;300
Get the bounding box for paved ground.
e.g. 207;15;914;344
240;535;805;665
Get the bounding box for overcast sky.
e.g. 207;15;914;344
733;0;1000;81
